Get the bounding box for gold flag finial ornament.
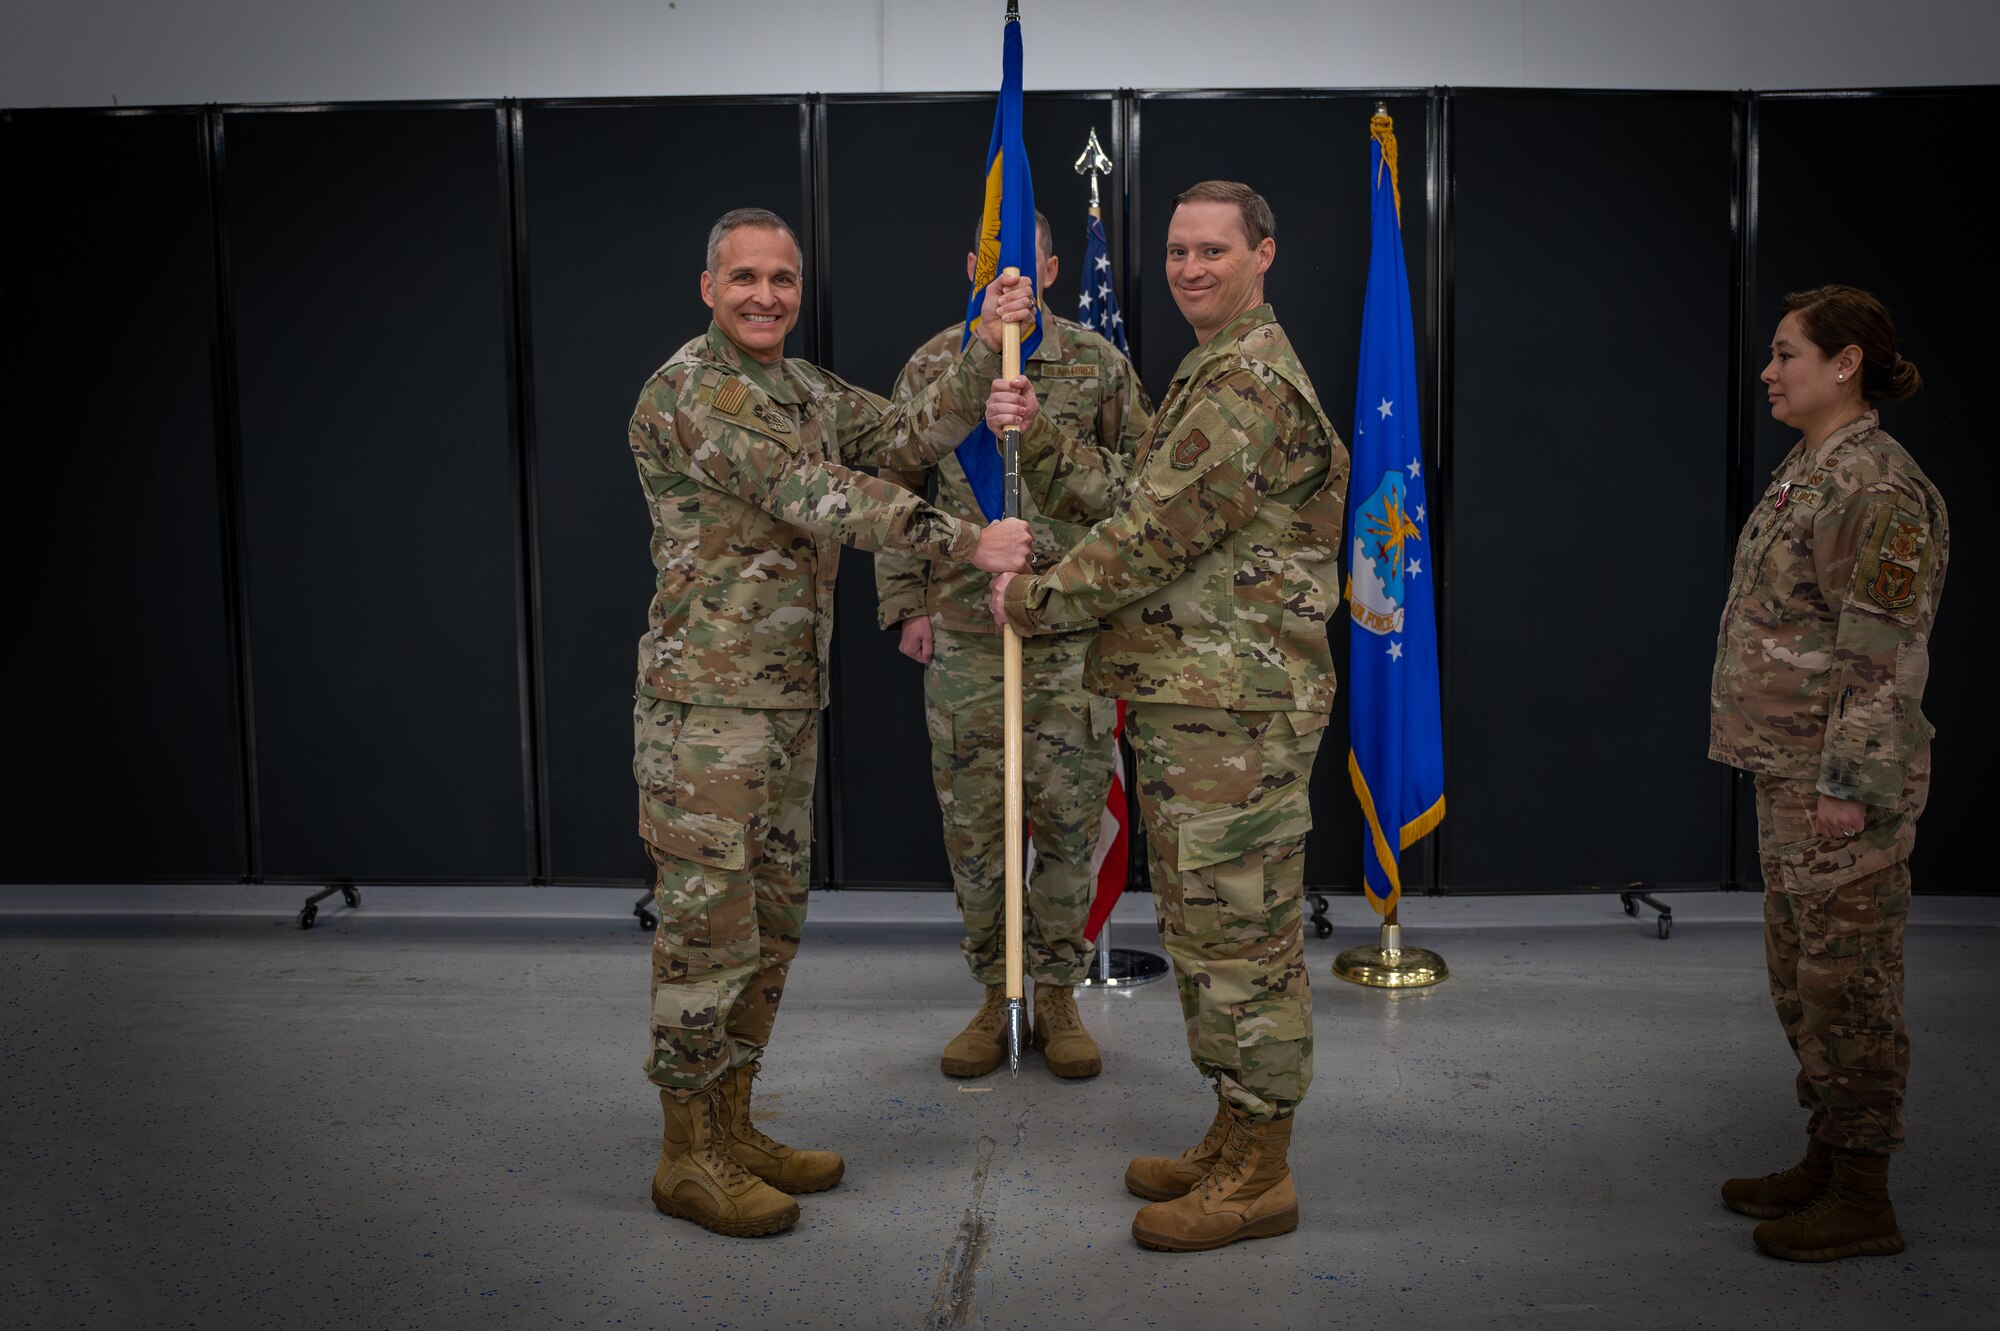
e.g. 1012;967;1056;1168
1371;107;1401;225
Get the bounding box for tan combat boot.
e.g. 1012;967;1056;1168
1125;1093;1231;1201
1031;983;1102;1079
941;985;1009;1078
1130;1107;1299;1252
719;1062;845;1194
1752;1149;1904;1261
652;1084;799;1237
1721;1135;1833;1218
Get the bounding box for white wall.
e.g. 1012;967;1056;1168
2;0;1996;108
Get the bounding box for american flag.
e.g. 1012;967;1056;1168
1076;215;1128;355
1076;208;1132;945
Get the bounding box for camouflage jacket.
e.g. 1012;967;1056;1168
1000;305;1348;712
629;322;1003;709
874;315;1153;635
1710;410;1949;805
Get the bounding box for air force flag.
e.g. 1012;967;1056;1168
954;1;1041;521
1346;111;1445;913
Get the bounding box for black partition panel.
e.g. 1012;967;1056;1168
1;111;246;882
1448;92;1735;890
1133;91;1431;892
1750;89;2000;891
820;93;1119;886
220;105;528;881
520;99;813;883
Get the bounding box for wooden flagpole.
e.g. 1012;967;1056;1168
1000;267;1028;1073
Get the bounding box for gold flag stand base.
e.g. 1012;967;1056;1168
1333;922;1448;989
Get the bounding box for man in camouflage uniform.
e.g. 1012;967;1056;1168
628;208;1036;1238
989;182;1347;1252
876;212;1153;1080
1711;287;1948;1262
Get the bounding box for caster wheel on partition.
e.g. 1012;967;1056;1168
1621;896;1638;917
1658;917;1672;940
298;905;317;930
638;909;657;931
1313;918;1333;939
341;886;361;909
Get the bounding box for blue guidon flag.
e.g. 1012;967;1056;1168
1346;110;1445;914
955;0;1042;521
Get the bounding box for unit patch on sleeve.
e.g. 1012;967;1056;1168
1865;510;1928;611
1171;429;1211;470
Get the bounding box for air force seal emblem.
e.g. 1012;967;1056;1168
1350;470;1420;636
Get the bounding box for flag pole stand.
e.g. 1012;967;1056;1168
1333;903;1447;988
1079;928;1169;988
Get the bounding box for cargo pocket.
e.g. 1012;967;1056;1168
632;695;689;791
1228;992;1311;1105
640;793;747;872
1230;991;1310;1049
639;793;755;966
1176;779;1314;922
652;978;728;1035
1775;808;1907;895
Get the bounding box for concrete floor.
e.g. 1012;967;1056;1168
3;885;1997;1331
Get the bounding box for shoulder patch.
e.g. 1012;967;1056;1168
1864;510;1928;611
712;378;748;416
1172;429;1211;469
1239;324;1280;355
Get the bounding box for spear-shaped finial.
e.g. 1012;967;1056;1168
1073;126;1111;214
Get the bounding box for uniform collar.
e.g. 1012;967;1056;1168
1807;409;1881;468
1774;408;1881;478
1171;304;1276;383
703;322;804;404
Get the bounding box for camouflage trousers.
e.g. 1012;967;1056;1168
1128;703;1326;1122
633;696;817;1099
925;627;1116;987
1754;748;1929;1153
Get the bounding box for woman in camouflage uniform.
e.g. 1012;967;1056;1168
1709;285;1947;1262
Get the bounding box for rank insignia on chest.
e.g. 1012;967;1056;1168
712;379;748;416
1171;428;1211;470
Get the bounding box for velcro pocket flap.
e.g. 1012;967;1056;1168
1230;993;1310;1047
1177;778;1313;875
639;794;747;872
653;980;727;1031
1142;399;1256;502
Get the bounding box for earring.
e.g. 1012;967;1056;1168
1837;373;1845;381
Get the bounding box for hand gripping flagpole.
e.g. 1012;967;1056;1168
1001;267;1029;1074
1334;103;1448;991
1070;125;1167;991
